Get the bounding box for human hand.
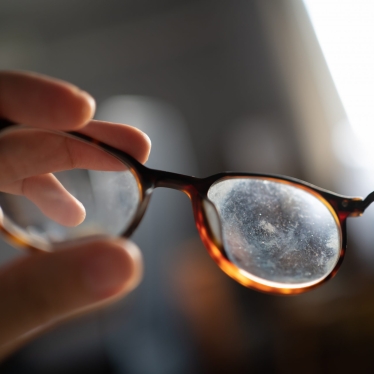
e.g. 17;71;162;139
0;71;151;359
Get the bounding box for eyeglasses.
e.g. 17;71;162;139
0;119;371;295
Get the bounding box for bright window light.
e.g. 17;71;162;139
304;0;374;163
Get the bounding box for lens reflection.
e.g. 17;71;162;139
208;178;341;286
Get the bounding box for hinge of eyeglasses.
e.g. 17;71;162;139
342;194;374;216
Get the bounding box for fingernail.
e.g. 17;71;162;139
82;245;134;300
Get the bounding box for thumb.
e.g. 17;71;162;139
0;238;142;359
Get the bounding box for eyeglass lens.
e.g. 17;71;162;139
0;131;140;245
208;178;341;286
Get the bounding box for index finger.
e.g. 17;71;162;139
0;71;95;130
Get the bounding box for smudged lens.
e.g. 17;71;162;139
207;178;341;286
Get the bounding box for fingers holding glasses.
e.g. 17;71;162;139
0;120;151;185
0;123;149;226
0;71;151;227
0;119;150;181
0;70;150;182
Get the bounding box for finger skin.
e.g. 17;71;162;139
0;71;95;130
0;238;142;360
0;128;124;185
80;120;151;164
0;122;151;186
0;71;151;162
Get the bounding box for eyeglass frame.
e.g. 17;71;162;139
0;118;372;295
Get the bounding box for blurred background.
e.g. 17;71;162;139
1;0;374;372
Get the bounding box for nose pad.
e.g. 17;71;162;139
201;198;224;248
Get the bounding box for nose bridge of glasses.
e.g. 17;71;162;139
149;169;201;196
337;192;374;215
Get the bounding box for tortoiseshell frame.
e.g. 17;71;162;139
0;118;372;295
